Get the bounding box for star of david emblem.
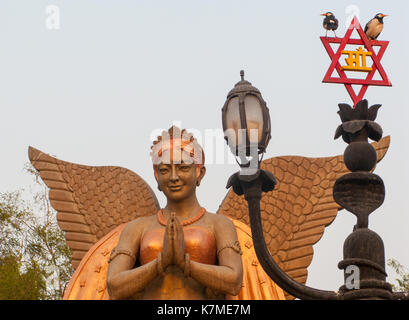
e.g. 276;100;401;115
321;16;392;107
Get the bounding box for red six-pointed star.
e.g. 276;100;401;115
321;16;392;107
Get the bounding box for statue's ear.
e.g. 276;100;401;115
153;166;162;191
196;166;206;186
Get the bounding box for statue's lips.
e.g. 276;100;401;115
168;185;183;191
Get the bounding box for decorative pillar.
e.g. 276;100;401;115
333;99;393;299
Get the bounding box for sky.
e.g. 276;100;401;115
1;0;408;293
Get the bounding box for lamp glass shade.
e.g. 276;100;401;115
225;96;242;149
244;95;263;144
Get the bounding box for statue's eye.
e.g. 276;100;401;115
159;168;169;174
179;165;190;171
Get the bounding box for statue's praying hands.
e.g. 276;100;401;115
161;213;187;272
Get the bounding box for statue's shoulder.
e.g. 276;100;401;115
205;211;235;228
122;214;157;236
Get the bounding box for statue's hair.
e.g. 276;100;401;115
151;126;195;150
151;126;205;178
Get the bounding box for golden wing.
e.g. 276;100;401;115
63;219;286;300
217;136;390;299
226;219;285;300
28;147;160;269
63;224;126;300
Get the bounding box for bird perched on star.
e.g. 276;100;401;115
321;12;338;37
365;13;388;40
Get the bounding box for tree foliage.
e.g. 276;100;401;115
387;259;409;291
0;165;73;299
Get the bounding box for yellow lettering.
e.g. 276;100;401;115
341;47;372;72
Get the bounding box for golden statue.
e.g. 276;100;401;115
28;126;390;300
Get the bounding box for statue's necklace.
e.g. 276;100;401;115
157;207;206;226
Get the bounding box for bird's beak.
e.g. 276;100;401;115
382;14;389;17
320;13;327;16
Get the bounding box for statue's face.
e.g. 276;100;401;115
156;162;199;202
154;148;205;202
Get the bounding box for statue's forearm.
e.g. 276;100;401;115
189;261;242;296
107;259;159;300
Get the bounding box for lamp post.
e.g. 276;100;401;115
222;71;409;300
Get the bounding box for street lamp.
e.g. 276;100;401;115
222;71;409;300
222;70;271;169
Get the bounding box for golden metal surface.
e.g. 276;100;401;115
63;223;127;300
139;226;216;266
63;219;285;300
226;220;285;300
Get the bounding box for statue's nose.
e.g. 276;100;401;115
170;166;179;182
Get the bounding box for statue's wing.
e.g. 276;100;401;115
63;224;126;300
226;219;285;300
28;147;160;269
218;136;390;299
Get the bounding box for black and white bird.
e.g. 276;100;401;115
321;12;339;37
365;13;388;40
